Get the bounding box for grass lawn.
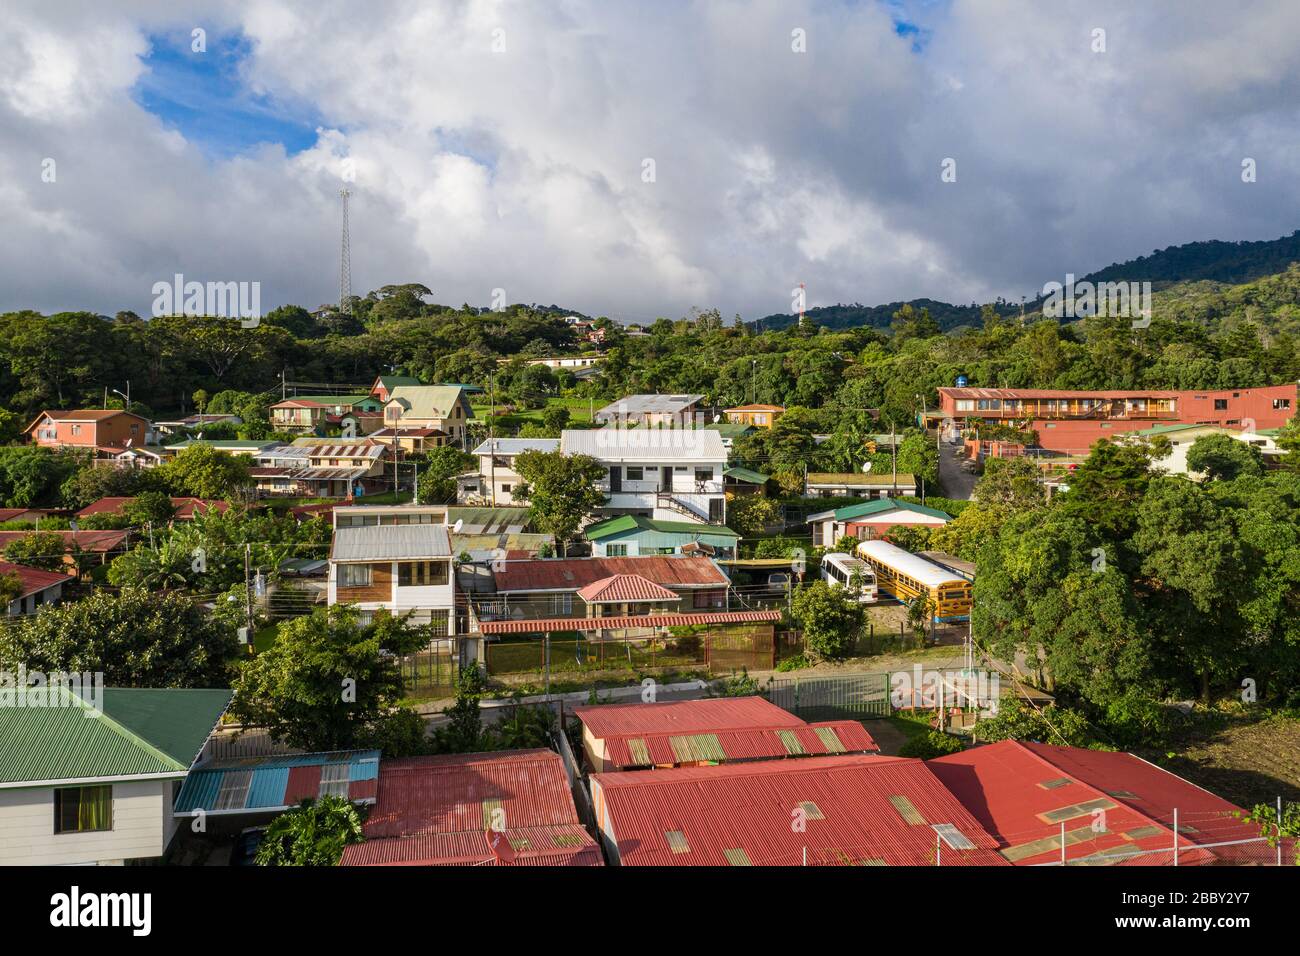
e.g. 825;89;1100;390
470;396;597;432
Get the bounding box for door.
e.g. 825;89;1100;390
660;466;673;491
609;466;622;492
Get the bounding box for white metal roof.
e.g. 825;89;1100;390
331;524;452;561
856;539;966;588
596;394;703;416
561;428;725;462
471;438;561;456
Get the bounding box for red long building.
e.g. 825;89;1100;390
934;383;1297;454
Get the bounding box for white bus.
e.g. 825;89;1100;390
820;552;878;603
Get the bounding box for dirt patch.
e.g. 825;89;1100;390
1154;714;1300;809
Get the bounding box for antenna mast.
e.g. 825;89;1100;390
339;188;353;314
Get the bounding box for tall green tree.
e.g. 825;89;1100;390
0;588;238;687
230;606;426;751
511;450;607;554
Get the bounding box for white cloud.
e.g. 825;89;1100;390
3;0;1300;321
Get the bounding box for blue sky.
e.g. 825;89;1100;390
132;29;322;158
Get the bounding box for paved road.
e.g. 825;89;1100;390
937;437;977;500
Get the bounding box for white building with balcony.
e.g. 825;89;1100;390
328;519;456;635
561;428;727;524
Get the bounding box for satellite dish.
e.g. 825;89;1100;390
124;438;133;449
713;414;721;423
861;461;873;473
196;432;204;441
452;519;464;533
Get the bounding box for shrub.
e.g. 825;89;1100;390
897;730;964;759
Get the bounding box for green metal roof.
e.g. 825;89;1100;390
1130;423;1211;437
584;515;739;541
0;687;231;785
823;497;952;522
723;466;770;484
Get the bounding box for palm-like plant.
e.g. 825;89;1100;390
255;796;364;866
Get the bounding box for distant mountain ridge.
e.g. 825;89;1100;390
748;228;1300;333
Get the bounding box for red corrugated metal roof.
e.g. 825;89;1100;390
493;555;727;592
938;387;1183;400
593;755;1006;866
576;573;682;604
284;765;323;805
928;740;1260;865
602;721;879;768
341;749;602;867
576;697;804;737
478;610;780;634
341;824;601;866
76;497;228;519
0;561;68;597
0;530;128;553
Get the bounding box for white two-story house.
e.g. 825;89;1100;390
561;428;727;524
328;505;456;635
462;437;561;505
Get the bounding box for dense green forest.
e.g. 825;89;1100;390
752;228;1300;333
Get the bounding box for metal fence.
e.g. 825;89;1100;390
397;638;459;698
769;672;892;719
484;627;776;679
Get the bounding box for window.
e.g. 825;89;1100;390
339;564;372;588
694;590;723;609
54;785;113;834
695;468;713;483
550;593;573;615
955;400;974;412
1214;399;1228;410
606;544;628;557
501;483;512;493
319;763;350;799
1274;398;1292;410
215;771;253;811
398;561;449;587
71;424;81;436
626;466;644;481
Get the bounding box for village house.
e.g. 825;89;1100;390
928;740;1267;865
932;383;1298;455
572;697;878;773
0;687;231;865
339;750;602;866
722;403;785;429
804;471;918;499
251;442;390;498
561;428;727;524
328;508;456;634
0;560;68;615
1123;422;1289;476
25;409;153;457
807;498;951;547
584;515;740;559
594;393;706;428
472;555;731;625
589;754;1007;866
460;437;561;506
382;385;474;448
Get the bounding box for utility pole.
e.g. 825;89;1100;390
489;374;497;507
244;544;254;654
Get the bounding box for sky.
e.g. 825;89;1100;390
3;0;1300;323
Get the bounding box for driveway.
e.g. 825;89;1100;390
937;437;977;500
